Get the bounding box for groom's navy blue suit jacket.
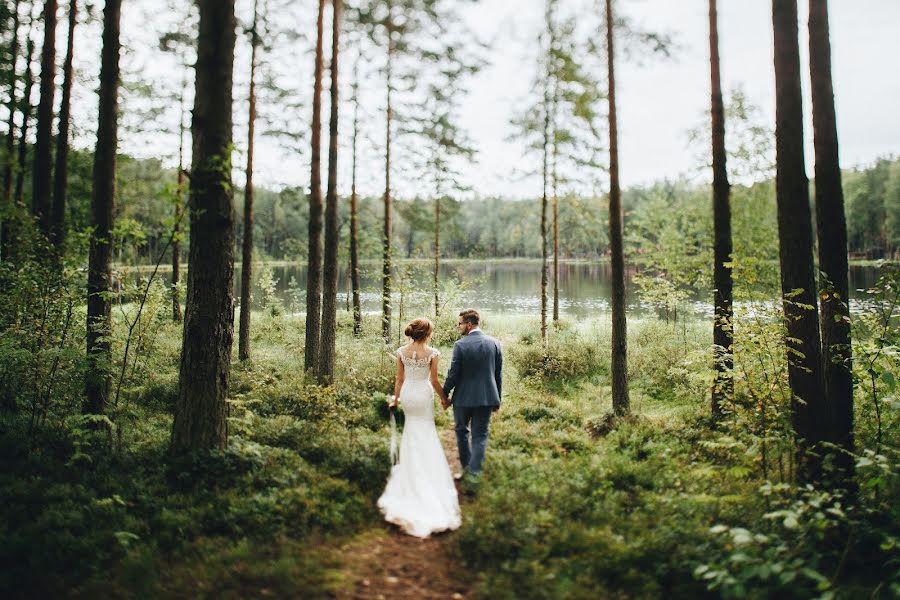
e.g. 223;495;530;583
442;329;503;407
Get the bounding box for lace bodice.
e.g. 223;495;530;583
397;347;439;382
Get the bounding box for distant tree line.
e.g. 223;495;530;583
37;148;899;266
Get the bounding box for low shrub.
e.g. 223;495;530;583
510;335;606;381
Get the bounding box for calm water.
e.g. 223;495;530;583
198;260;880;320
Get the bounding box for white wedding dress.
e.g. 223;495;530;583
377;348;461;538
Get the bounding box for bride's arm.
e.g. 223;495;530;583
392;355;404;407
429;357;449;407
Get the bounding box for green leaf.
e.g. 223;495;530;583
114;531;140;548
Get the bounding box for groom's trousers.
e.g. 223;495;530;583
453;405;492;474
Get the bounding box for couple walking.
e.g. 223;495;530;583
377;309;503;538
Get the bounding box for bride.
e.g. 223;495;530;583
377;318;461;538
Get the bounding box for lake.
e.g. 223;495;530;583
171;259;880;320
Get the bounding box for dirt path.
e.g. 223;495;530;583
330;429;472;600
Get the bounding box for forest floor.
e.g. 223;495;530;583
2;309;894;599
329;430;471;600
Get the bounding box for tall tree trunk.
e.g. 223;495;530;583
304;0;325;372
772;0;827;480
31;0;56;235
349;55;361;337
170;0;236;454
539;29;550;347
551;85;560;323
172;67;186;322
50;0;76;249
434;193;440;317
381;2;393;345
318;0;341;384
83;0;120;415
3;0;20;202
15;16;35;206
238;0;259;362
1;0;20;260
709;0;733;418
809;0;853;479
606;0;630;416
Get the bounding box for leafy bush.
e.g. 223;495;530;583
247;414;392;498
517;401;582;427
452;436;719;599
510;335;606;381
696;473;900;599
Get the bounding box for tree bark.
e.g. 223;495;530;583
550;45;560;325
31;0;57;236
172;68;186;322
709;0;733;418
772;0;827;480
15;19;35;206
552;101;560;324
539;22;550;347
50;0;76;249
238;0;259;362
170;0;236;454
382;1;394;345
3;0;20;203
84;0;121;415
304;0;325;372
434;194;440;317
349;55;361;337
318;0;341;384
1;0;20;260
809;0;854;479
606;0;630;416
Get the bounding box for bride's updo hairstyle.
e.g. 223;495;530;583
404;318;433;342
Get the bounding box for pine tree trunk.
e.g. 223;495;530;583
170;0;236;454
539;36;550;347
318;0;341;385
382;5;393;345
15;21;35;206
3;0;20;202
84;0;120;415
238;0;259;362
809;0;854;479
606;0;630;416
50;0;76;249
551;100;560;323
1;0;20;260
31;0;56;235
304;0;325;372
172;73;186;322
550;46;560;325
350;57;361;337
434;194;440;317
709;0;733;418
772;0;827;480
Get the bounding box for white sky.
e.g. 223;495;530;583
453;0;900;197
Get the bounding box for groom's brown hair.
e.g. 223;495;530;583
459;309;480;325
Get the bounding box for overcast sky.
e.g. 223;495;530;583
451;0;900;197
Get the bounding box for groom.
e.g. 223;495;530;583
442;309;502;477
